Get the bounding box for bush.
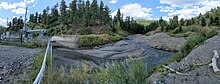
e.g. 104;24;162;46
79;28;91;35
78;34;123;47
165;27;217;64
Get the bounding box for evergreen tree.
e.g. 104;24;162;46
214;17;219;26
50;3;59;23
103;5;111;25
90;0;99;25
209;17;213;26
77;0;84;23
179;18;184;26
42;9;47;25
116;9;121;22
99;1;104;25
60;0;67;25
69;0;77;23
35;12;38;23
38;13;42;23
29;14;35;23
201;17;206;26
84;0;90;27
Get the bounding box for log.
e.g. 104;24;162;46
162;65;190;76
209;50;220;73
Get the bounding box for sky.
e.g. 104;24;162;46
0;0;220;26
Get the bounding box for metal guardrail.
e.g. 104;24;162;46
33;39;52;84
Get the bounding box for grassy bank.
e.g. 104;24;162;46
0;42;43;48
26;56;148;84
78;34;123;47
153;26;218;71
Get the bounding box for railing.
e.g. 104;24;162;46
33;39;53;84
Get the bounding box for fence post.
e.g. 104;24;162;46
33;39;51;84
50;42;52;67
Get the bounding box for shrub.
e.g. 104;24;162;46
79;28;91;35
165;27;217;64
78;34;123;47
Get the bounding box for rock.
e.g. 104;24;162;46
74;36;173;68
148;35;220;84
0;77;3;81
51;35;79;48
127;33;186;52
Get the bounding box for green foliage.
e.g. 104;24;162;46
29;58;148;84
166;27;217;64
79;27;91;35
93;60;148;84
201;17;206;26
78;34;123;47
173;26;183;34
0;42;42;48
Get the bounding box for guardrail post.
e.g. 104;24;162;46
33;39;52;84
50;42;52;67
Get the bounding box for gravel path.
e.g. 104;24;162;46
0;45;41;83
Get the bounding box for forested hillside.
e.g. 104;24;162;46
6;0;157;35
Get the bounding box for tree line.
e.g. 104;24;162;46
7;0;157;35
158;7;220;33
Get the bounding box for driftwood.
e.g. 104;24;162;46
162;65;190;76
209;50;220;73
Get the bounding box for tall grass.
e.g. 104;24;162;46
28;58;148;84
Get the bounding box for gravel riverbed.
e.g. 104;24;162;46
0;45;41;83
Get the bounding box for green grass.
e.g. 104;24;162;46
0;42;43;48
78;34;123;47
27;57;148;84
152;26;218;72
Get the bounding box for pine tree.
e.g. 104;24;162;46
50;3;59;23
90;0;98;25
42;9;47;25
78;0;84;23
99;1;104;25
60;0;67;25
103;5;111;25
180;18;184;26
116;9;121;22
84;0;90;27
69;0;77;23
201;17;206;26
29;14;35;23
35;12;38;23
38;13;42;23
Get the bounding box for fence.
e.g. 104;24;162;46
33;39;53;84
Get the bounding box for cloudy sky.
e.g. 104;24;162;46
0;0;220;26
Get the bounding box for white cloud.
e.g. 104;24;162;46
159;0;220;20
157;6;175;13
0;18;7;26
0;0;37;14
109;0;118;4
111;3;152;19
11;8;28;14
0;18;7;23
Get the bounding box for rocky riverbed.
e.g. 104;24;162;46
53;34;183;70
0;45;41;83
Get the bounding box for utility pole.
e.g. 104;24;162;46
21;7;28;44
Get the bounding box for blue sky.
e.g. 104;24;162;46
0;0;220;26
